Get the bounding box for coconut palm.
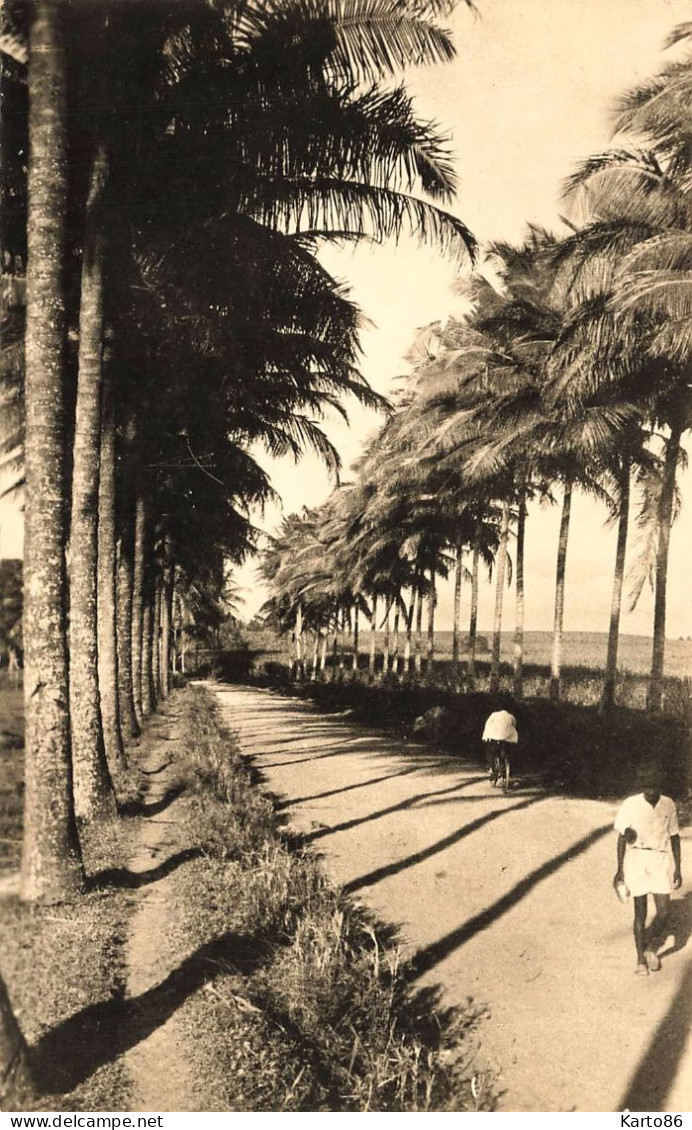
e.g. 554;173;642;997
562;31;692;709
20;0;84;902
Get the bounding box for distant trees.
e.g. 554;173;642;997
261;115;690;710
0;560;22;660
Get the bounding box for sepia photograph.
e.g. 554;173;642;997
0;0;690;1116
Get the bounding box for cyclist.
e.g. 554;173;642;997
482;703;518;790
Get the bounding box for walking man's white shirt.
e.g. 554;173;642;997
614;793;679;897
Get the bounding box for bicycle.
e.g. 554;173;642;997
485;739;511;793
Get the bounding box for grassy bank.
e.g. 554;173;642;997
0;884;131;1110
0;673;24;878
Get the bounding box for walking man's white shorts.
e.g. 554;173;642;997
624;848;672;896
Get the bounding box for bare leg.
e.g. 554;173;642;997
633;895;648;971
647;893;671;952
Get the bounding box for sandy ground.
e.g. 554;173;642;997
210;682;692;1114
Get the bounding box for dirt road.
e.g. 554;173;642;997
211;682;692;1113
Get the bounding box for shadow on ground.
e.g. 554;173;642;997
31;932;265;1093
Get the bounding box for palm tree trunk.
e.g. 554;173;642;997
0;974;33;1107
647;426;682;712
404;594;414;675
160;564;174;697
392;605;401;676
294;600;303;679
21;0;84;901
550;480;573;702
352;605;359;674
468;532;480;690
68;143;116;826
382;603;391;676
97;360;127;780
369;596;377;677
311;633;319;680
513;490;526;698
426;568;436;669
131;494;146;724
338;610;346;680
319;630;328;676
331;613;339;681
152;576;162;697
414;577;424;674
452;543;463;675
490;502;510;694
116;521;139;738
601;461;630;713
141;571;155;716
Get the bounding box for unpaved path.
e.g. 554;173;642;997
121;701;196;1112
210;682;692;1113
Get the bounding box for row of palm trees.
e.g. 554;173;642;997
0;0;482;1097
1;0;477;907
259;26;692;714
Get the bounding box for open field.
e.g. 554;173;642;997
226;628;691;718
433;631;692;679
240;629;692;679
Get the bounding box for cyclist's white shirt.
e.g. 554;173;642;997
482;710;518;744
614;793;679;852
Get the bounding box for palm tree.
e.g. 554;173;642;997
20;0;84;902
0;972;32;1107
9;0;480;902
562;31;692;708
68;142;117;825
96;359;127;782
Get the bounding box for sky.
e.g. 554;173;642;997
1;0;691;639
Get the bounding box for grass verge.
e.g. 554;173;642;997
170;687;491;1112
0;887;131;1110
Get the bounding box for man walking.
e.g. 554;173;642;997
613;766;682;975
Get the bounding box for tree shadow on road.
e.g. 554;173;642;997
303;776;491;846
343;795;546;894
656;891;692;960
409;823;611;978
619;953;692;1112
119;781;187;818
266;741;393;769
275;763;455;810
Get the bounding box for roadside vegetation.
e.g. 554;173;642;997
209;633;690;805
0;684;490;1112
257;33;692;721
